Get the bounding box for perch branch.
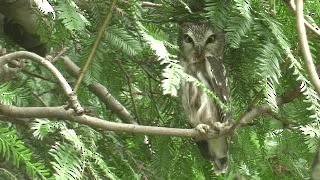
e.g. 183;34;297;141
0;104;200;138
0;85;303;140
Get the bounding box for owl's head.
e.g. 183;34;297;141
179;22;225;63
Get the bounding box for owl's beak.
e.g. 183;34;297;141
195;45;204;57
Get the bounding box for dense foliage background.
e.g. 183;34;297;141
0;0;320;179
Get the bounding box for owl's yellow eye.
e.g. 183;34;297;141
183;34;193;44
206;35;216;44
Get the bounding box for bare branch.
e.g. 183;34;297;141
0;51;83;113
284;0;320;37
295;0;320;95
0;85;303;140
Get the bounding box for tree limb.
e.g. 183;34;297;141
0;85;303;140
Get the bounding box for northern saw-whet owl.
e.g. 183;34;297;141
179;22;231;174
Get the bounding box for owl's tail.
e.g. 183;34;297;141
196;137;229;174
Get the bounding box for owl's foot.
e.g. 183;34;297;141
213;122;224;131
195;124;210;134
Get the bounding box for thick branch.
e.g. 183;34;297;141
295;0;320;95
0;104;200;138
0;85;303;140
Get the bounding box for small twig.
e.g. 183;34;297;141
295;0;320;95
50;46;71;63
32;92;49;107
138;64;161;83
8;60;56;83
118;61;139;122
147;77;165;123
21;69;55;83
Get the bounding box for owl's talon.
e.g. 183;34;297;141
195;124;210;134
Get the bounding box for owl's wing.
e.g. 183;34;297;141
205;55;231;122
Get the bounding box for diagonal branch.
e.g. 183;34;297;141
62;56;137;125
73;0;118;92
227;85;301;134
